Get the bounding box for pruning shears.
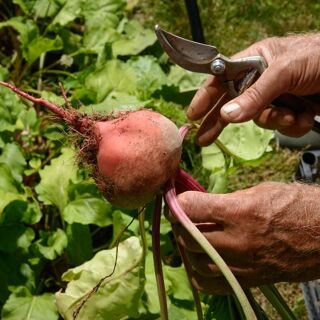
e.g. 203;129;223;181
154;25;320;134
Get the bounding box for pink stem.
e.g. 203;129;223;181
0;81;72;122
176;241;203;320
152;195;168;320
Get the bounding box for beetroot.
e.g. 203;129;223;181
0;82;182;209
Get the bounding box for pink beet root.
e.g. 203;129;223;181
0;82;182;209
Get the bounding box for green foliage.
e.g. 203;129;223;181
0;0;295;319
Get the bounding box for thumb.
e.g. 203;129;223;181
220;65;286;123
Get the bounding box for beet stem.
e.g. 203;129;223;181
152;195;168;320
0;81;73;123
164;178;256;319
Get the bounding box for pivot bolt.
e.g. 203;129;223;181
211;59;226;75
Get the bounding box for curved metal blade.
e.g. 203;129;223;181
155;25;218;74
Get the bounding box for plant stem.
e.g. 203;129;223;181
259;285;297;320
152;195;168;320
165;179;256;320
0;81;71;121
176;241;203;320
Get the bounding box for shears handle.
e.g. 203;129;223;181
222;55;320;134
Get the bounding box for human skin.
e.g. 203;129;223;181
173;34;320;294
171;182;320;295
188;33;320;146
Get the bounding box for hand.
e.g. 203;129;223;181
171;182;320;295
189;33;320;145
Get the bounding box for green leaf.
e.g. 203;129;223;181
168;65;207;92
165;266;193;301
35;148;78;212
218;122;274;161
1;291;59;320
127;55;167;99
66;223;93;266
63;197;113;226
41;91;66;106
56;237;145;320
33;228;68;260
85;91;143;114
112;20;156;56
85;60;136;102
0;190;25;214
0;225;34;253
0;17;39;49
32;0;61;18
202;144;226;171
0;86;27;133
23;35;63;64
0;164;18;193
0;143;26;183
52;0;82;26
1;200;42;225
208;170;228;194
0;253;29;304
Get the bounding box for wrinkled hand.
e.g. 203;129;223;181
169;182;320;295
189;33;320;145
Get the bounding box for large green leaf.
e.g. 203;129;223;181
0;164;18;193
0;254;30;304
63;181;113;226
0;190;25;214
86;91;143;114
63;197;113;226
24;35;63;64
0;17;39;48
1;291;59;320
85;60;136;102
35;148;78;212
127;55;167;99
33;228;68;260
218;122;274;161
165;266;193;301
0;143;26;183
168;65;207;92
66;223;93;266
0;87;27;133
0;225;34;253
202;143;226;171
56;237;145;320
112;20;156;56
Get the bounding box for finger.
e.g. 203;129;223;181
220;63;288;123
186;252;258;276
187;76;227;121
173;225;253;266
196;92;230;146
190;272;262;295
176;190;248;225
254;106;296;130
277;111;315;137
173;223;229;253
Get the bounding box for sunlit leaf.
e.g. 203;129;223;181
201;144;225;171
112;20;156;56
85;60;136;102
56;237;144;320
33;228;68;260
1;291;58;320
63;197;113;226
0;143;26;183
35;148;78;212
168;65;207;92
218;122;274;161
24;36;63;64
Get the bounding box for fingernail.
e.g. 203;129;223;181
221;103;241;118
